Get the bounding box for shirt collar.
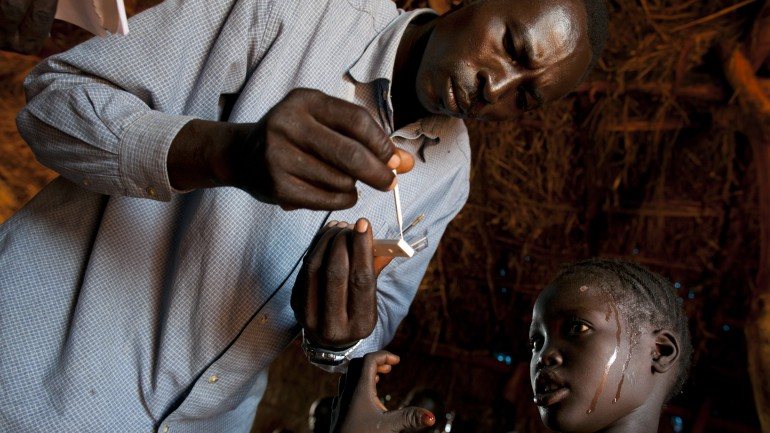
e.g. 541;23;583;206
348;8;437;86
348;8;445;161
392;115;443;140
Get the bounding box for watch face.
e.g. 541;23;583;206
302;339;345;365
307;349;344;365
301;330;362;366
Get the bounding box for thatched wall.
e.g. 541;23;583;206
1;1;768;432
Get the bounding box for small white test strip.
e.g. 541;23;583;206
373;238;415;257
373;169;415;258
393;169;405;238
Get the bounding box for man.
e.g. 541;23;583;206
0;0;606;431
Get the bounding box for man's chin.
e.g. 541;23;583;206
414;88;440;117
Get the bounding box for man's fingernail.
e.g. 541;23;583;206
387;153;401;169
422;413;436;426
388;176;398;190
327;220;338;227
355;219;368;233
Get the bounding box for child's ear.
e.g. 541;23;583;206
651;330;680;373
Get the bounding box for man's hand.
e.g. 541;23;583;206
230;88;414;210
292;218;383;349
0;0;57;54
168;89;415;211
333;351;436;433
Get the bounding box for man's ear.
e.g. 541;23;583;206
651;330;680;374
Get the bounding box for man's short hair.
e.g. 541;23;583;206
582;0;609;78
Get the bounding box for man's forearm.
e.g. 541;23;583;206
168;119;257;191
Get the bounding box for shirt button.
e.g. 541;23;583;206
259;314;268;324
162;424;169;433
81;178;90;187
146;186;157;198
208;374;219;384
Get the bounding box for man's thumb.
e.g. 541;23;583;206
385;407;435;432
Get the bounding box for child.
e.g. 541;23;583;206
528;258;692;432
331;258;692;433
331;351;437;433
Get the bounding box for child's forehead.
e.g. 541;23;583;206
533;280;617;318
540;277;606;300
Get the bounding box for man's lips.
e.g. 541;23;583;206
444;77;461;115
444;76;480;118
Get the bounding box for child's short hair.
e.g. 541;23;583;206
550;258;692;400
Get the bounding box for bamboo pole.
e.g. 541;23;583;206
722;23;770;430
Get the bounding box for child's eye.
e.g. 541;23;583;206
568;322;591;334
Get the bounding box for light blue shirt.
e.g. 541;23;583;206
1;0;470;431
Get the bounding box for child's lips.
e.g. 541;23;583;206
534;386;569;407
534;372;569;406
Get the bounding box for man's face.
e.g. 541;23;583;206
528;279;658;432
416;0;591;121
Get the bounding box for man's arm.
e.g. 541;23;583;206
16;0;271;201
18;0;408;209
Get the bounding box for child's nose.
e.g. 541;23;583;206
537;347;563;368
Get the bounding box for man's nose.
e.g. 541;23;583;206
479;67;522;104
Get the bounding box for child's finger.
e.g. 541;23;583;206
383;407;435;433
358;351;400;388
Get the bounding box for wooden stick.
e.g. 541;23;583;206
723;44;770;433
672;0;758;32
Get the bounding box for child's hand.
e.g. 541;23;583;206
333;351;435;433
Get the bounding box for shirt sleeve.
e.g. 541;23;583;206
16;0;278;201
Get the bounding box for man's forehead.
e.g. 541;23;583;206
529;5;585;60
503;0;591;99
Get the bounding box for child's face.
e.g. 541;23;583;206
529;277;658;432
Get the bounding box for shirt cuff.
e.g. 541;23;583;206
119;111;195;201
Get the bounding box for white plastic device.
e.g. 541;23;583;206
373;169;415;258
373;238;415;257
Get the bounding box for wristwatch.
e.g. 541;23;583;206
300;329;363;366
